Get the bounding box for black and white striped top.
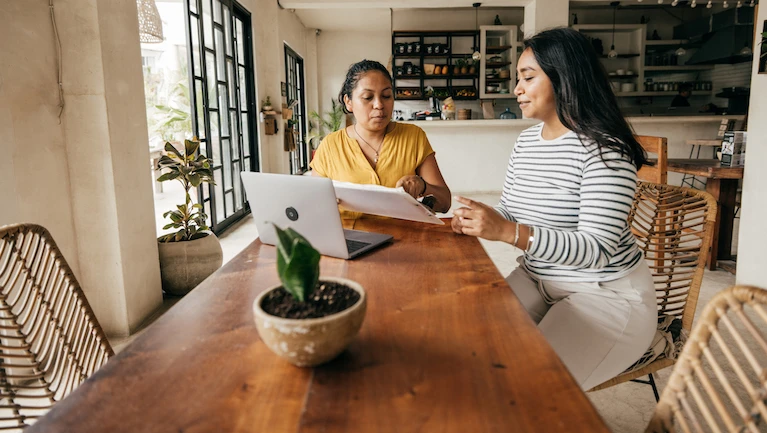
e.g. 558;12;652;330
495;123;643;282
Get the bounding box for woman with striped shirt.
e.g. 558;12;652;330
452;27;656;390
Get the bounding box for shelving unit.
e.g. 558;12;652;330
573;24;646;95
392;30;480;101
479;25;519;99
572;25;717;96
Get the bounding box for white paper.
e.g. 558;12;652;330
332;181;445;225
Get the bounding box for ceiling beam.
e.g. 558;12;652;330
278;0;530;9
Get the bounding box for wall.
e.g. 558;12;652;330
317;29;391;115
735;4;766;287
0;2;80;277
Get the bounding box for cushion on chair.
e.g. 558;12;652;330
623;315;687;374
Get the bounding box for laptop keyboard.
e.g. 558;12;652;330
346;239;371;254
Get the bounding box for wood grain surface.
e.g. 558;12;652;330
28;218;609;433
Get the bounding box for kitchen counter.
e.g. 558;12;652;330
403;115;743;128
411;115;744;194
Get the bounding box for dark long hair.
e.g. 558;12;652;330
338;60;393;114
524;27;648;170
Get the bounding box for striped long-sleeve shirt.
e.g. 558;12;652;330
495;123;643;282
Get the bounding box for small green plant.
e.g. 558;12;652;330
261;96;272;109
157;139;215;243
273;224;320;302
307;99;345;150
455;59;467;68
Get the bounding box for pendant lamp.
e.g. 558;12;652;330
472;3;482;61
607;2;619;59
137;0;164;43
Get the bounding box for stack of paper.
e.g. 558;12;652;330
331;181;444;225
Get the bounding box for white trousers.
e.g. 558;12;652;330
507;261;656;390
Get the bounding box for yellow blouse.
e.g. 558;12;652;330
309;122;435;219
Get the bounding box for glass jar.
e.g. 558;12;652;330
499;108;517;119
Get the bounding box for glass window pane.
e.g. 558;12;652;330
206;52;217;108
213;0;222;24
190;16;201;77
222;138;231;190
214;169;224;222
202;0;213;49
224;8;232;57
236;20;244;62
215;28;226;79
189;0;197;14
203;199;211;226
225;193;234;218
233;161;242;210
238;66;246;104
241;113;249;155
194;79;205;140
219;84;229;136
227;59;235;103
230;111;239;159
209;111;220;165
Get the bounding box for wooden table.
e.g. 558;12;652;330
667;159;743;272
29;218;609;433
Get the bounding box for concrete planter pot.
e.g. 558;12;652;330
157;232;223;296
253;277;366;367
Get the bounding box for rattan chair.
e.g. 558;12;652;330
0;223;113;430
646;285;767;433
589;182;717;399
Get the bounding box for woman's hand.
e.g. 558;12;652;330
396;175;426;199
452;196;513;242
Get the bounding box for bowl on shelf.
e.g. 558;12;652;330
498;69;510;79
423;64;436;75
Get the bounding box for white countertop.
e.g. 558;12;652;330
402;115;744;128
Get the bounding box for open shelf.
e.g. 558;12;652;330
485;62;511;68
486;45;513;54
644;65;714;71
600;53;641;58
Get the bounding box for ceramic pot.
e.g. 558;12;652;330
157;232;223;296
253;277;366;367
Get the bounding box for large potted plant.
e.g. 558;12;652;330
253;225;366;367
156;138;222;296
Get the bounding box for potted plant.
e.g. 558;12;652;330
252;225;366;367
156;138;223;296
261;96;273;112
307;99;345;158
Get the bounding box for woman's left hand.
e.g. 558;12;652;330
452;196;512;242
396;175;426;199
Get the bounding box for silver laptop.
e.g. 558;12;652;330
240;172;393;259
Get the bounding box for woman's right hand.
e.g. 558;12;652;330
451;214;464;234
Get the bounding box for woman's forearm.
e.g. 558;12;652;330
423;182;451;213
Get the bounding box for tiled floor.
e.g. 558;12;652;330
126;190;736;432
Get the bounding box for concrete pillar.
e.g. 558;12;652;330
735;4;767;287
57;0;162;336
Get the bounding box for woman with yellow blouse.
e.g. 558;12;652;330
310;60;451;217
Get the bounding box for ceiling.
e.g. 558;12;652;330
293;8;392;31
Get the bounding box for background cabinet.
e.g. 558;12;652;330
392;30;480;101
479;25;519;99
